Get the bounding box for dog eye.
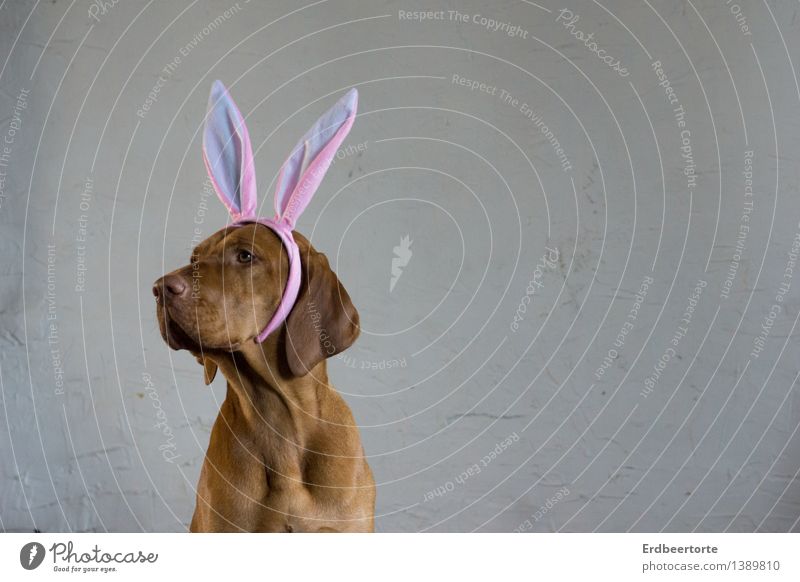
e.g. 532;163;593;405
236;249;253;263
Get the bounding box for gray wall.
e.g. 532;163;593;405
1;0;800;532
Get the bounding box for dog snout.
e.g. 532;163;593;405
153;274;188;301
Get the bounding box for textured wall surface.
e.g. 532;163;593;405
1;0;800;532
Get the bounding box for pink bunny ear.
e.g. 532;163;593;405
202;80;257;221
273;88;358;227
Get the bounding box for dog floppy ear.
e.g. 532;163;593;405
284;237;360;377
202;358;218;385
202;80;258;221
192;353;218;385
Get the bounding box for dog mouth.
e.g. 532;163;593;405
156;301;201;352
156;299;244;352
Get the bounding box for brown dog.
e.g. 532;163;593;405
153;223;375;532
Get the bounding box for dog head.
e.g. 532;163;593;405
153;224;359;379
153;81;360;381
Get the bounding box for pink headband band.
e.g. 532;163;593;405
202;81;358;342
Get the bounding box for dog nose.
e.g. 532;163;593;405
153;275;187;300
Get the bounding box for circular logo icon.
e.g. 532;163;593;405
20;542;45;570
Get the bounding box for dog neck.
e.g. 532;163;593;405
209;333;326;439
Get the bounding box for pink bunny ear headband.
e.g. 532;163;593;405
202;80;358;343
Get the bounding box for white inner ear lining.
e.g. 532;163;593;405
298;139;312;178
